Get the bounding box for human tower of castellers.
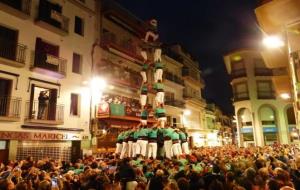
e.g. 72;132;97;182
115;20;190;160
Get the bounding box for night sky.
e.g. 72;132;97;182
116;0;263;115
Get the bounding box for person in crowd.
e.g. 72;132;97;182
148;124;159;159
178;129;189;155
161;124;174;159
1;143;300;190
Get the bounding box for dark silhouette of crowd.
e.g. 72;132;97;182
0;144;300;190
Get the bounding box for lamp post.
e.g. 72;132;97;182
89;77;106;152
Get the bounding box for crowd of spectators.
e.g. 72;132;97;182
0;144;300;190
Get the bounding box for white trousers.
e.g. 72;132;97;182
137;139;148;157
158;117;166;128
128;141;133;157
182;142;190;154
154;69;163;83
164;140;173;159
148;142;157;159
115;143;123;154
155;92;164;105
120;142;128;159
141;50;147;61
172;143;182;157
140;71;147;83
140;94;147;107
141;119;147;126
132;142;138;157
154;48;162;62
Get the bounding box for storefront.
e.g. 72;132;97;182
0;131;87;162
241;127;255;147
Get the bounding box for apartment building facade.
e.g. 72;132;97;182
255;0;300;137
0;0;97;162
224;49;296;147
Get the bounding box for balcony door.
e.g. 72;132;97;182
0;25;18;61
0;78;12;116
35;38;59;72
29;85;57;120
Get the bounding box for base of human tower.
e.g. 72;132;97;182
115;122;190;160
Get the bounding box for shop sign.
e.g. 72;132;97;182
241;127;253;134
0;131;82;141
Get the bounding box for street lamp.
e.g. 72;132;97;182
183;109;191;116
262;35;285;49
280;92;291;100
89;77;106;151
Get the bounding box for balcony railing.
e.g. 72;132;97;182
0;0;31;18
25;100;64;124
0;96;21;120
255;68;273;76
164;71;184;86
36;1;69;35
233;92;249;101
101;32;143;61
231;69;247;79
165;99;185;108
257;90;276;99
32;52;67;78
0;41;26;66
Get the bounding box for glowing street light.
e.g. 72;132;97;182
280;93;291;100
183;109;191;116
262;35;285;49
90;77;107;90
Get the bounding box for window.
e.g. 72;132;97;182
231;59;246;78
257;81;274;99
165;91;175;102
233;82;249;101
74;16;84;36
70;93;80;116
72;53;82;74
172;117;177;127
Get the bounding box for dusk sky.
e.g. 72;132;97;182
116;0;263;115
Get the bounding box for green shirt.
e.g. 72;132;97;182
161;128;174;138
148;128;158;138
155;62;164;69
133;131;139;140
155;108;165;117
138;128;149;137
142;63;149;70
153;82;164;91
123;131;131;139
179;131;187;141
117;132;125;141
141;110;148;119
141;85;148;94
171;131;180;140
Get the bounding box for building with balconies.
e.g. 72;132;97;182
0;0;97;162
224;49;296;147
163;44;207;147
255;0;300;137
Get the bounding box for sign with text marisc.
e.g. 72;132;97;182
0;131;81;141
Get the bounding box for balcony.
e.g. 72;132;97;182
182;67;202;86
164;71;184;86
0;42;26;67
25;100;64;125
0;96;21;121
255;68;273;76
36;1;69;36
165;99;185;109
255;0;300;34
257;90;276;99
31;52;67;79
231;69;247;79
233;92;249;102
0;0;31;19
101;32;143;63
